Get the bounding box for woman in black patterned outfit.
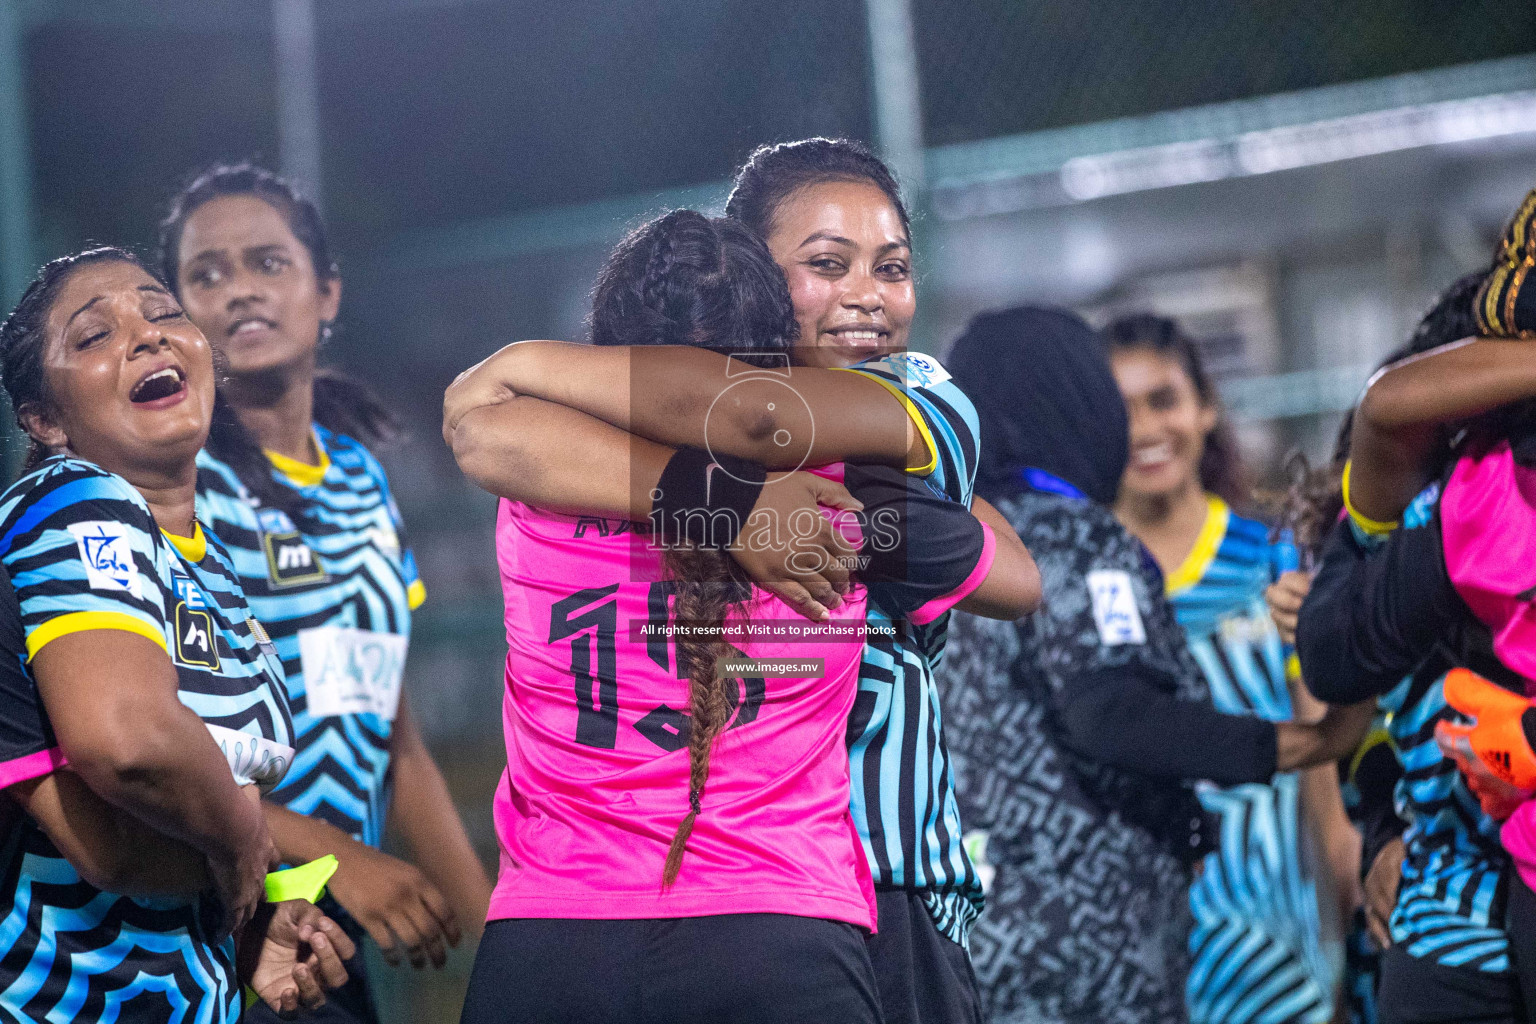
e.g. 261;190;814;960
936;306;1368;1024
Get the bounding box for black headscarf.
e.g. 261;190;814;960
948;305;1129;506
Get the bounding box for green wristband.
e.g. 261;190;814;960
264;854;339;904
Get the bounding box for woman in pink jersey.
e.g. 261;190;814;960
1309;201;1536;1015
451;212;1030;1024
469;211;879;1024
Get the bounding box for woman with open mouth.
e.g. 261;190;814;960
158;163;492;1024
0;246;355;1022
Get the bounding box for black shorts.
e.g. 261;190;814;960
245;896;381;1024
1377;868;1536;1024
1506;868;1536;1022
864;890;980;1024
1377;945;1521;1024
459;914;882;1024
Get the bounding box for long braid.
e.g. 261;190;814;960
583;207;792;884
660;546;750;887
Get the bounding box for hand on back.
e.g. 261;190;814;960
730;471;862;621
241;899;356;1013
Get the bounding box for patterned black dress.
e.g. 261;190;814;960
938;489;1218;1024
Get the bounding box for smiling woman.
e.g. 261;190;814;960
725;139;914;369
0;247;354;1021
437;137;1013;1024
1106;312;1355;1024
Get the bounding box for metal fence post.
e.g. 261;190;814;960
0;0;36;310
864;0;925;192
273;0;324;205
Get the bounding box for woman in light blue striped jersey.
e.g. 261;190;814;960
1108;313;1359;1024
0;247;354;1022
159;164;492;1024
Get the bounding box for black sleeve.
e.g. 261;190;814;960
1055;665;1279;786
842;462;986;620
1350;736;1408;875
1296;515;1463;704
0;568;58;787
1023;507;1279;788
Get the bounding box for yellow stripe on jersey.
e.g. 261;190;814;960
26;610;167;661
834;367;939;476
161;522;207;563
407;579;426;610
1165;495;1231;596
265;428;332;489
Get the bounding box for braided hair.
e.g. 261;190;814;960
590;209;796;886
725;138;910;244
590;209;797;368
158;163;400;514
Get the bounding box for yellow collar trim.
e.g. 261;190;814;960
265;429;330;488
162;522;208;563
1164;494;1229;596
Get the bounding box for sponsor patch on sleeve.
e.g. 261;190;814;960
1087;569;1146;646
66;521;143;598
883;352;952;389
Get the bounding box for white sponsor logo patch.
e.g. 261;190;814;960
66;521;142;598
299;625;408;720
1219;611;1274;646
206;723;293;790
257;508;296;534
884;352;952;389
1087;569;1146;646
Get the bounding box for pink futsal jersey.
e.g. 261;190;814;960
489;496;876;929
1441;442;1536;891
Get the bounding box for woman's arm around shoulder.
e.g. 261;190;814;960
1349;337;1536;523
444;341;929;471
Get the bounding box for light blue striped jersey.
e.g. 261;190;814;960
1169;497;1337;1024
0;456;291;1024
837;352;985;945
196;425;423;848
1350;482;1512;973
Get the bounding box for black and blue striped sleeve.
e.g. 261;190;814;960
844;463;993;624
